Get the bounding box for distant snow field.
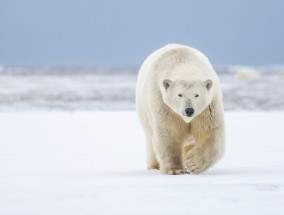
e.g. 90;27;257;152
0;111;283;215
234;68;261;80
0;67;284;111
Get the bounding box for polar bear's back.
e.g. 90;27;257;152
136;44;219;96
138;44;217;83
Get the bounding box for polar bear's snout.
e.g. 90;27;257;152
184;108;194;117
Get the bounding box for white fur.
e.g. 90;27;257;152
136;44;225;175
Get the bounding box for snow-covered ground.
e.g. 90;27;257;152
0;111;283;215
0;66;283;214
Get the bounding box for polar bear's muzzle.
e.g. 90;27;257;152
183;108;195;117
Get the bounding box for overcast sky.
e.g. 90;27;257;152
0;0;283;67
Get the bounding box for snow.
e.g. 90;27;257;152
1;68;284;111
0;111;283;215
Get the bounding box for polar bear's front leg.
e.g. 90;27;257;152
153;129;187;175
146;137;160;170
184;127;225;174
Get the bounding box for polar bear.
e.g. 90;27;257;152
136;44;225;175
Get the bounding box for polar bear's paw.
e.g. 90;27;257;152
161;168;188;175
184;147;211;174
147;163;160;170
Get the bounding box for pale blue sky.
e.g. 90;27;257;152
0;0;283;67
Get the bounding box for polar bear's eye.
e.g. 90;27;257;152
195;94;199;98
178;94;183;97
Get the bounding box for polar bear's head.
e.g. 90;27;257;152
162;79;213;123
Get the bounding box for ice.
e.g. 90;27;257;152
0;111;283;215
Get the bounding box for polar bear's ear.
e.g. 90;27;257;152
204;80;213;90
163;79;172;90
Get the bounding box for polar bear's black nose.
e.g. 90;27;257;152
185;108;194;117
